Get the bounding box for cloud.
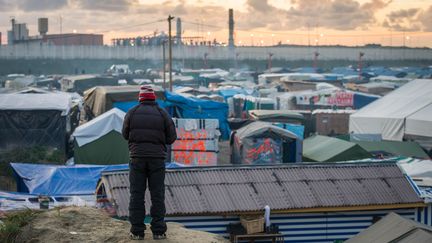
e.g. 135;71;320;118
73;0;138;12
238;0;391;31
417;6;432;31
383;6;431;31
247;0;276;13
0;0;16;12
16;0;68;11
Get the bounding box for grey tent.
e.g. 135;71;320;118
0;93;76;153
230;121;302;164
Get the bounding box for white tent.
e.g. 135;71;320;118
349;79;432;141
406;103;432;138
72;108;125;147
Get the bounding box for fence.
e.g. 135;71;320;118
0;44;431;61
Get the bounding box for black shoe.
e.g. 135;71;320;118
129;232;144;240
153;233;167;240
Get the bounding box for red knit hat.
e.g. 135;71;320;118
139;85;156;102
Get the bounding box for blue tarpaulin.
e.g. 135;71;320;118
11;162;184;196
353;92;380;109
113;99;169;112
273;123;305;138
164;91;231;139
113;91;230;139
218;88;247;100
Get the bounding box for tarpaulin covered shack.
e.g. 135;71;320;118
230;121;302;164
83;85;164;118
60;75;118;94
0;93;74;152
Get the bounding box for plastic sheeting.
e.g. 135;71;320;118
273;123;305;138
350;79;432;140
0;93;71;115
11;163;129;196
165;91;231;140
73;108;126;147
0;110;67;151
406;103;432;138
0;191;95;211
11;162;184;196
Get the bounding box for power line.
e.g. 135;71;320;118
181;20;432;38
98;19;165;33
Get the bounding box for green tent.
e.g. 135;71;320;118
73;108;129;164
355;140;429;159
74;130;129;164
303;135;371;162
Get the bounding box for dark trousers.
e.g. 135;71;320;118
129;158;167;235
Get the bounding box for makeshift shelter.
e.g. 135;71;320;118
346;213;432;243
83;85;164;118
171;118;220;166
313;109;356;136
350;79;432;142
97;163;424;242
355;140;429;159
60;75;118;94
164;91;231;140
248;109;305;138
0;93;75;152
303;135;371;162
230;121;302;164
248;109;304;124
72;108;129;164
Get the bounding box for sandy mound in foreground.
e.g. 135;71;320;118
16;207;228;243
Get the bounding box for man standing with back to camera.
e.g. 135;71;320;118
122;85;177;240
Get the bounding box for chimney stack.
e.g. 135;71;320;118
176;18;182;45
228;9;234;48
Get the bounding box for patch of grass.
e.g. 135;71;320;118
0;209;39;243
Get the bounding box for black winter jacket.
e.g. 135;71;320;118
122;101;177;158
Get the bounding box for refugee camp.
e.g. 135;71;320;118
1;1;432;242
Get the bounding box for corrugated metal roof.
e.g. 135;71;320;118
98;163;424;217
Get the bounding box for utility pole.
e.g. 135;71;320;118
168;15;174;92
235;53;240;69
313;52;319;72
203;53;208;69
268;53;274;70
162;40;166;90
358;52;364;81
59;15;62;34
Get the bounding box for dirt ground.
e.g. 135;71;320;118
16;207;228;243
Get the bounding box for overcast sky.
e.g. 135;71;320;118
0;0;431;47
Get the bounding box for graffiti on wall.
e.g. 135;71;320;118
245;138;282;164
172;140;218;152
172;151;217;165
296;91;354;107
176;128;216;140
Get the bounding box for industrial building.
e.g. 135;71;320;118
7;17;103;46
